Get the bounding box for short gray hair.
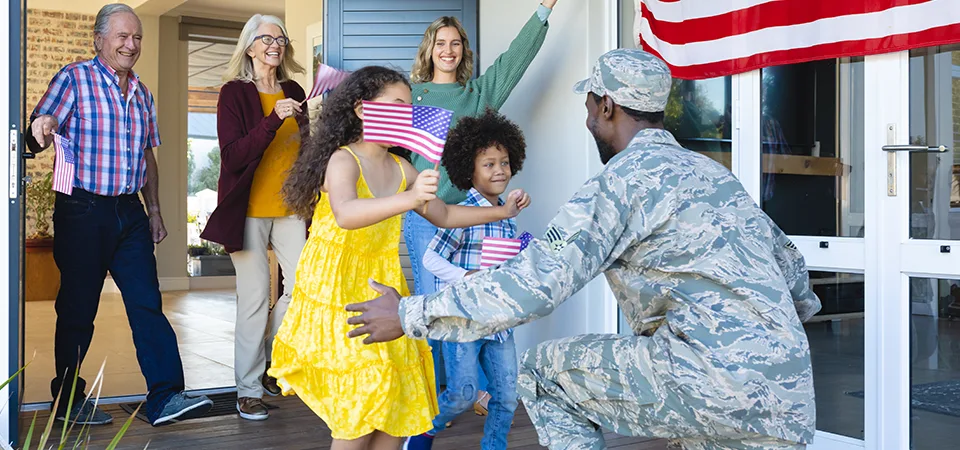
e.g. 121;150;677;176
93;3;139;52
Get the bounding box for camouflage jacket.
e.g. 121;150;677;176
400;128;821;443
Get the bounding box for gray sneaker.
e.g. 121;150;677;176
151;392;213;426
55;399;113;425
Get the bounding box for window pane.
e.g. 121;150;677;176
907;45;960;240
760;58;865;237
805;271;865;439
909;277;960;449
665;77;732;170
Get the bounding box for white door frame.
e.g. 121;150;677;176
870;47;960;449
865;50;910;450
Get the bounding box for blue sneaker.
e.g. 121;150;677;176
403;433;435;450
55;399;113;425
151;392;213;426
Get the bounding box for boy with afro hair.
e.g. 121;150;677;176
404;109;527;450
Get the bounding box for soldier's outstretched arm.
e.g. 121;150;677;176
770;224;822;322
400;167;667;342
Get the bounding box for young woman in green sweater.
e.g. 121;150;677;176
402;0;559;424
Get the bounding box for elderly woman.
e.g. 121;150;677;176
200;14;308;421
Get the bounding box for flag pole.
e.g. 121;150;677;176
421;160;439;215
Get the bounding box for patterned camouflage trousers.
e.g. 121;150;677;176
517;334;806;450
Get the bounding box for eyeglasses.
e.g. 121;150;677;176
254;35;289;47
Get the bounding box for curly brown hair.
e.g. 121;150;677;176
441;109;526;192
282;66;411;220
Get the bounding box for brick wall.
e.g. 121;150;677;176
24;9;96;237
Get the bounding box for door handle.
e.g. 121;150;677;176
882;144;949;153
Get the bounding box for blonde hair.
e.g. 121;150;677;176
223;14;306;83
410;16;474;85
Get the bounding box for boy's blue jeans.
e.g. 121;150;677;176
430;335;519;449
404;211;490;391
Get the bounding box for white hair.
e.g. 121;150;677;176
222;14;305;83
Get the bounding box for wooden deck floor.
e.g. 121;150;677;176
20;395;667;449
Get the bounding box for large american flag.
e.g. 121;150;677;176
52;133;75;195
361;101;454;164
307;63;350;100
635;0;960;80
480;232;534;269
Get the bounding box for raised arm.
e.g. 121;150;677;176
399;168;652;342
405;158;529;228
472;1;555;110
324;149;424;229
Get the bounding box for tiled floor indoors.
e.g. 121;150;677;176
23;289;237;403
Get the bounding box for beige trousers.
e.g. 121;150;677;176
229;216;306;398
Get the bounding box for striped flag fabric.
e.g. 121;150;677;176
307;63;350;100
480;232;534;269
361;101;454;164
52;133;75;195
635;0;960;80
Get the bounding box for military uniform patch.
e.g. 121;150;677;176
544;226;581;253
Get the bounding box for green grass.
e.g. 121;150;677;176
3;359;142;449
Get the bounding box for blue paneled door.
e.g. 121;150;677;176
326;0;479;77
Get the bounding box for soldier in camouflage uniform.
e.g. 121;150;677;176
346;49;821;450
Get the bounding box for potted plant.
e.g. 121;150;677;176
25;172;60;302
189;241;236;276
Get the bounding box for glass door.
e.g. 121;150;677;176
750;58;867;450
869;45;960;450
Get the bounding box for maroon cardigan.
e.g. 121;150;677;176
200;80;309;253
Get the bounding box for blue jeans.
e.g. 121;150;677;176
403;211;489;391
430;335;519;449
51;189;185;422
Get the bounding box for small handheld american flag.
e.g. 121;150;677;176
307;63;350;100
480;232;534;269
361;101;454;164
52;133;75;195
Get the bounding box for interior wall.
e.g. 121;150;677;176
284;0;323;90
481;0;618;355
154;14;190;282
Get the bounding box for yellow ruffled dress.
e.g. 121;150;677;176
269;148;438;440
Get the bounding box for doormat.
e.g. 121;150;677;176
118;392;278;424
846;380;960;417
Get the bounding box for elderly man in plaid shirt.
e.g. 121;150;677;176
26;4;212;427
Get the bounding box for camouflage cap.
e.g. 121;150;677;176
573;49;672;113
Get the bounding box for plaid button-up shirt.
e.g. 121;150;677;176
32;56;161;197
428;188;516;342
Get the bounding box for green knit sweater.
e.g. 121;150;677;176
411;10;550;204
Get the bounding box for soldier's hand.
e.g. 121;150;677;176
345;279;405;344
31;115;58;149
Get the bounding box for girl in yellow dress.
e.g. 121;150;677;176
270;66;530;450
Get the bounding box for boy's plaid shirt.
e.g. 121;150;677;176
32;57;161;197
427;188;516;342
